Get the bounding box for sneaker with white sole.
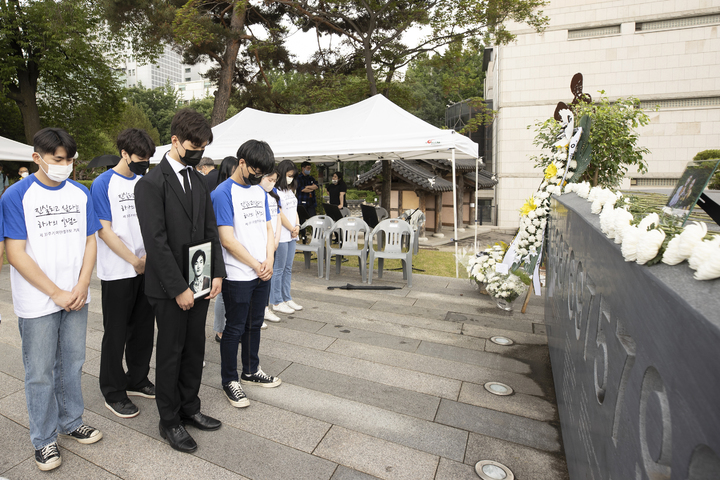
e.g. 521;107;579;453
240;367;282;388
62;424;103;444
223;381;250;407
105;398;139;418
264;307;281;322
286;300;303;311
127;383;155;399
261;322;268;330
272;302;294;314
35;442;61;471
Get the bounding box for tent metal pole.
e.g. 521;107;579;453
474;157;480;253
452;148;458;278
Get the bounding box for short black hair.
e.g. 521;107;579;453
218;156;239;184
191;249;206;266
301;161;312;168
171;108;213;147
117;128;156;159
33;128;77;158
236;140;275;175
333;171;343;182
198;157;214;168
275;159;298;192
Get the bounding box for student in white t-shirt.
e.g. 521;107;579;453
2;128;103;472
91;128;156;420
211;140;282;409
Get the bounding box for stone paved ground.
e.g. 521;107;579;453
0;261;568;480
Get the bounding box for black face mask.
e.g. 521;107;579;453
178;146;205;167
242;164;263;186
128;159;149;176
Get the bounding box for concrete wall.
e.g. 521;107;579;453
490;0;720;227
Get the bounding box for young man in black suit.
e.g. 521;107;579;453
134;109;226;453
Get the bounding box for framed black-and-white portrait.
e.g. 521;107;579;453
665;159;720;226
183;239;213;299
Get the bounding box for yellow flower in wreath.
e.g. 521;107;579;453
520;195;537;216
544;163;558;180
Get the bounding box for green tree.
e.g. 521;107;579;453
694;149;720;190
530;92;651;188
0;0;124;143
124;83;180;144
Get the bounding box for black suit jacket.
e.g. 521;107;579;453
135;156;226;299
204;168;219;191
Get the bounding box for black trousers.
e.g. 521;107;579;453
148;295;209;428
99;275;155;403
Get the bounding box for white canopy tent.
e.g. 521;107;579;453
150;95;481;276
0;136;34;162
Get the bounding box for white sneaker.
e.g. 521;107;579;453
286;300;303;311
272;302;294;314
261;322;268;330
264;307;281;322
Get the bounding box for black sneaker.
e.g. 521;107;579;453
35;442;61;471
62;424;103;444
105;398;139;418
222;381;250;408
127;384;155;399
240;368;282;388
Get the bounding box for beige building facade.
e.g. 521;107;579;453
484;0;720;228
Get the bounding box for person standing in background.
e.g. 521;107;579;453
296;161;318;217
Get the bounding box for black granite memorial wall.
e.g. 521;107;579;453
545;193;720;480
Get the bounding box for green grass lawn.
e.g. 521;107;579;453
295;248;458;278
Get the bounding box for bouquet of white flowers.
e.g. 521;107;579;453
467;245;506;285
485;273;528;306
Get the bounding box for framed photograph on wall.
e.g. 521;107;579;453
665;159;720;226
183;239;213;299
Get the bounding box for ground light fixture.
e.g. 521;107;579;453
475;460;514;479
484;382;513;396
490;336;514;346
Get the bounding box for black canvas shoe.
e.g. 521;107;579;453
127;384;155;399
62;424;103;444
222;381;250;408
105;399;139;418
35;442;61;471
240;368;282;388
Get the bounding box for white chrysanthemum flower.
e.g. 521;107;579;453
636;229;666;265
588;186;602;203
661;235;684;265
529;245;537;253
621;225;641;262
591;199;603;214
569;160;577;169
678;221;708;259
576;182;591;198
599;204;617;238
613;209;634;244
689;235;719;271
638;213;660;232
534;207;545;217
694;236;720;280
528;210;536;220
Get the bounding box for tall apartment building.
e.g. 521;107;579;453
484;0;720;228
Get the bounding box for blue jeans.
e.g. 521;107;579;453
269;240;296;305
18;306;88;449
220;278;270;384
213;293;226;334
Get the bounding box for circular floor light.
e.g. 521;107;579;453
475;460;514;480
490;336;514;346
484;382;513;396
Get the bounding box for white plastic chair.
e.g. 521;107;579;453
368;218;414;288
295;215;334;277
325;217;370;282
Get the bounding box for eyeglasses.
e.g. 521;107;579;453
246;165;264;179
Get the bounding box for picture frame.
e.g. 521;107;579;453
183;239;213;299
665;159;720;226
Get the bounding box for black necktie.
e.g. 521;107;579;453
181;168;193;209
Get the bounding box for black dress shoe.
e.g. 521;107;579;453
159;422;197;453
181;412;222;431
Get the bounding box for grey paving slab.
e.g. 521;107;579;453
457;381;557;423
269;315;327;334
0;414;31;475
370;301;449;322
435;399;561;453
260;339;462;400
434;458;482;480
415;341;529;374
406;289;495;307
325;339;545;397
260;323;338;351
415;296;545;321
0;371;24;400
244;383;468;461
465;432;569;480
313;426;439;480
461;323;548;345
314;323;421;353
444;311;535;334
293;283;416;306
191;422;337;480
2;448;122;480
331;465;382;480
0;342;25;382
87;310;105;332
58;410;245;480
200;354;292;391
279;363;440;421
0;390;28;427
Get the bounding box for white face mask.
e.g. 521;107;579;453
260;177;276;192
332;179;338;184
41;158;73;182
20;172;28;178
286;176;294;185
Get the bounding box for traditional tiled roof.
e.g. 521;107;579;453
465;169;498;188
421;158;478;172
354;159;455;192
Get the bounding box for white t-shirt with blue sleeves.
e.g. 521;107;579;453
268;188;281;235
2;175;102;319
91;169;146;281
212;179;271;281
278;189;298;243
